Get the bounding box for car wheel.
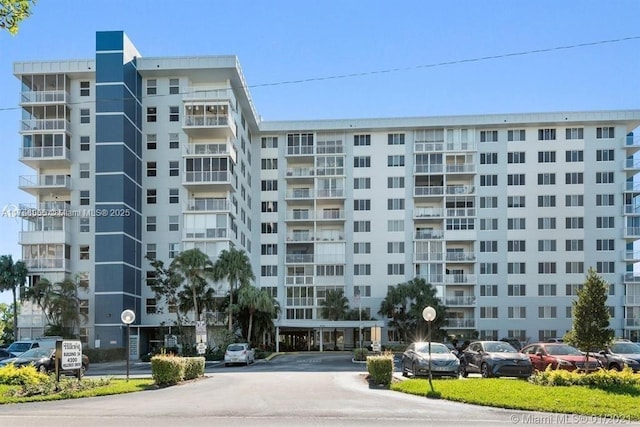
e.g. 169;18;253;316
37;364;48;374
80;364;87;378
609;363;621;371
481;363;491;378
459;364;468;378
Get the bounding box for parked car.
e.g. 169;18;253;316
0;347;89;376
5;337;61;357
521;343;600;372
0;348;12;361
224;343;255;366
594;340;640;372
401;342;460;378
459;340;533;378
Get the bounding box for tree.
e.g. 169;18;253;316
212;248;255;332
319;289;349;350
170;248;216;323
238;285;276;345
378;277;447;342
564;268;614;361
145;255;186;333
0;255;28;340
0;302;15;343
0;0;35;35
23;276;88;338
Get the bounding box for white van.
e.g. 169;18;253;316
6;337;60;357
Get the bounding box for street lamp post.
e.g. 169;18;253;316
121;309;136;381
422;306;437;393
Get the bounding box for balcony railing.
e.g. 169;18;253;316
415;252;443;262
414;207;444;218
286;188;313;199
446;142;476;151
446;185;475;195
623;181;640;192
624;158;640;170
285;254;314;263
286;210;313;221
19;174;71;189
184;171;229;183
445;251;476;261
21;119;70;132
446;163;475;173
286;167;314;177
415;164;444;174
445;274;476;284
286;297;315;306
20;146;70;160
446;318;476;328
21;90;69;104
185;198;229;212
624;295;640;305
623;250;640;261
445;296;476;306
184;228;227;239
623;227;640;238
23;258;68;270
182;87;235;102
285;275;314;286
414;186;444;196
183;143;230;155
415;142;444;152
286;232;345;242
622;273;640;283
317;209;344;220
623;204;640;215
446;208;476;218
625;318;640;327
287;146;314;156
415;230;444;239
316;188;344;198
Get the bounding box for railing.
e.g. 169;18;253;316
414;186;444;196
184;171;229;183
286;232;345;242
286;232;312;242
622;273;640;283
315;167;345;176
286;211;313;220
446;318;476;328
182;87;234;101
445;296;476;306
316;188;344;198
21;90;68;104
19;174;71;188
286;167;314;177
624;295;640;305
184;114;230;127
285;254;314;263
446;142;475;151
20;146;69;160
287;146;314;156
624;158;640;169
445;274;476;284
19;201;70;211
445;251;476;261
316;145;344;154
416;274;444;283
625;134;640;147
623;250;640;260
23;258;68;270
623;227;640;237
415;164;444;174
623;181;640;192
446;163;475;173
286;188;312;199
415;230;444;239
183;143;230;155
414;207;444;218
21;119;70;132
317;209;344;220
414;252;443;262
625;318;640;327
185;198;229;211
623;204;640;214
415;142;444;152
446;185;475;195
285;297;315;306
446;208;476;217
314;254;345;264
285;276;314;286
184;228;227;239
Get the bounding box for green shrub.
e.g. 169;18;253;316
529;365;640;390
354;348;369;361
151;355;185;386
83;347;126;363
367;352;394;386
0;364;50;387
183;357;205;380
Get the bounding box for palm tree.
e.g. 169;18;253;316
212;248;255;332
319;289;349;350
170;248;215;322
238;286;276;345
0;255;28;340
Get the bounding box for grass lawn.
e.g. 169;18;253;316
392;377;640;421
0;378;156;404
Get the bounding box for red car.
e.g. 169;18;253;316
521;343;600;372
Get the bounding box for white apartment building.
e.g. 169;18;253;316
13;31;640;356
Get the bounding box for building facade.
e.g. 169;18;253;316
13;31;640;355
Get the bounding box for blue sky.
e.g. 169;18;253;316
1;0;639;304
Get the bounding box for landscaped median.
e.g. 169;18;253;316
391;367;640;421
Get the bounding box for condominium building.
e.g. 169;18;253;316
13;31;640;356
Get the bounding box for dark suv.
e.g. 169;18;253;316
595;340;640;372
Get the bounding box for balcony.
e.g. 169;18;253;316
623;227;640;238
445;251;476;262
183;104;236;138
286;167;314;178
625;318;640;327
625;295;640;305
182;87;235;103
285;254;314;263
414;186;444;197
414;164;444;174
23;258;69;271
19;229;71;245
623;204;640;215
445;274;476;284
285;275;314;286
445;163;475;173
21;119;70;133
415;230;444;240
182;171;233;191
446;318;476;328
622;273;640;283
624;158;640;171
414;207;444;219
445;296;476;306
21;90;69;105
286;146;314;157
415;252;442;262
286;188;313;200
414;141;444;152
184;198;230;212
184;227;227;240
316;188;344;199
20;145;71;168
446;185;475;196
623;181;640;192
316;209;345;221
183;142;233;157
623;250;640;262
286;210;313;221
446;141;476;152
446;208;476;218
19;174;71;196
285;297;315;306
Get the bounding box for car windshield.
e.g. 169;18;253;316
545;345;582;356
6;342;31;352
610;343;640;354
227;344;246;352
484;342;516;353
415;344;449;354
18;348;52;358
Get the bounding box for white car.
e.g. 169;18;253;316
224;343;255;366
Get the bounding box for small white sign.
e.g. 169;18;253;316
196;342;207;354
195;321;207;336
60;340;83;370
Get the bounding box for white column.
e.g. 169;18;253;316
275;326;280;352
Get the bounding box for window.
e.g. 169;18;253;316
354;134;371;146
565;239;584;251
354;264;371;275
507;152;525;163
387;264;404;275
480;285;498;296
169;215;179;231
480;197;497;208
169;243;180;258
167;161;179;177
169;188;179;204
508;284;526;296
508;174;526;186
596;262;615;274
354;156;370;167
79;245;90;260
538;128;556;140
565;128;583;139
80;218;90;232
79;163;90;179
354;199;371;211
537;173;555;185
387;242;405;253
480;263;498;274
480;175;498;186
169;78;179;94
146;216;156;232
146;79;157;95
596;172;614;184
565;217;584;229
147;107;157;122
538;283;557;297
262;158;278;170
508;129;526;141
538;306;557;319
538;240;556;251
262;136;278;148
353;177;370;189
354;285;372;297
169;106;179;122
169;133;179;149
507;218;525;230
80;81;90;96
538;151;556;163
565;150;584;162
145;298;157;315
80;136;90;151
508;196;526;208
538;195;556;208
354;220;371;232
480;130;498;142
508;307;527;319
261;223;278;234
566;283;584;296
387;155;405;166
147;189;157;204
80;108;90;124
387;177;404;188
596;194;614;206
596;239;615;251
507;240;525;252
538;262;557;274
565;262;584;274
480;241;498;252
480;152;498;164
480;218;499;230
565;172;584;184
146;134;157;150
596;127;615;139
261;265;278;276
596;149;614;161
261;201;277;212
387;220;403;232
565;195;583;207
354;242;371;254
480;307;498;318
146;243;156;259
387;199;404;210
261;180;278;191
538;217;556;229
147;161;157;177
508;262;526;274
388;133;405;145
80;190;90;206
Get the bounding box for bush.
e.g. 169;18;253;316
529;365;640;390
183;357;205;380
367;352;394;386
83;347;126;363
354;348;369;361
151;355;185;386
0;364;50;387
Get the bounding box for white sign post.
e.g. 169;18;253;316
196;342;207;355
55;340;83;381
